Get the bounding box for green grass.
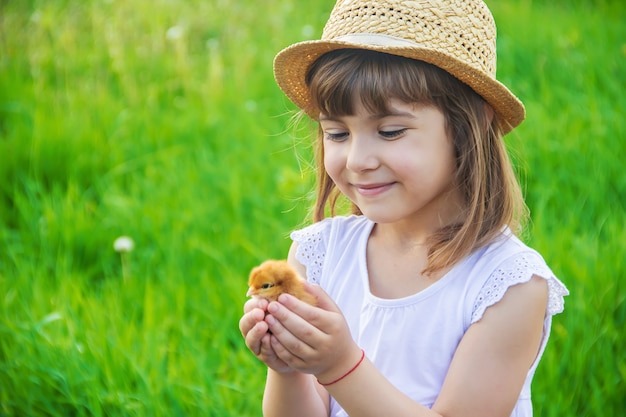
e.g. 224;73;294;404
0;0;624;415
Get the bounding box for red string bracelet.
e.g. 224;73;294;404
317;349;366;386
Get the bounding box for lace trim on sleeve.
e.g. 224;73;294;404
471;252;569;324
290;221;329;284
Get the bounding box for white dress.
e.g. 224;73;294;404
291;215;569;417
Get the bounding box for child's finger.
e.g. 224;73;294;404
243;319;269;356
303;282;340;312
258;332;294;374
274;284;341;329
239;307;266;337
266;302;321;354
243;297;268;314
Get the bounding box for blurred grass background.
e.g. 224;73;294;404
0;0;624;415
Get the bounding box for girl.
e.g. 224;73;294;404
240;1;569;416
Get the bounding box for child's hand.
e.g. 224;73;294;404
239;297;294;374
264;282;362;384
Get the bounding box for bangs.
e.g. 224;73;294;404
305;49;446;117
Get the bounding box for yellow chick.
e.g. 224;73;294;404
247;260;317;306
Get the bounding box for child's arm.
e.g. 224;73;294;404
266;275;548;417
432;275;548;416
239;299;329;417
262;369;330;417
239;246;330;417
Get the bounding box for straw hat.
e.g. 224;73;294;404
274;0;525;133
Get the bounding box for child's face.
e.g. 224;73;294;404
321;98;464;228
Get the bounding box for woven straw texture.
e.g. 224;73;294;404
274;0;525;133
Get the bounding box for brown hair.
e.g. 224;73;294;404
304;49;527;275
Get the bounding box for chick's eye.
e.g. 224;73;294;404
261;283;275;289
379;129;407;140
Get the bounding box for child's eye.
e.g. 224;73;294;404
324;131;349;142
379;129;407;139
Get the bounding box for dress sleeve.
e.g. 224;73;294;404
290;219;331;284
471;252;569;324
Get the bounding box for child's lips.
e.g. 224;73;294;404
353;182;395;196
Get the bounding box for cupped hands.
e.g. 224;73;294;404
239;281;362;383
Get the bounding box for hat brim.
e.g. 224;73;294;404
274;39;525;134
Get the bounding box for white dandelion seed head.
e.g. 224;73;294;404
114;236;135;253
166;25;184;41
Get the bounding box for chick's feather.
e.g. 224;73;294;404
247;260;317;306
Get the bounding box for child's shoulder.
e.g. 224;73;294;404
290;215;372;284
469;230;568;322
480;229;539;262
470;231;553;286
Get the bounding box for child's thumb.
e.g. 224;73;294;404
304;281;340;312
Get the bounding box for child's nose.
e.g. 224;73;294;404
346;136;379;172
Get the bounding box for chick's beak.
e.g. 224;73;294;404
246;286;255;297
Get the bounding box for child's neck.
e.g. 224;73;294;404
370;220;433;250
366;223;451;299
